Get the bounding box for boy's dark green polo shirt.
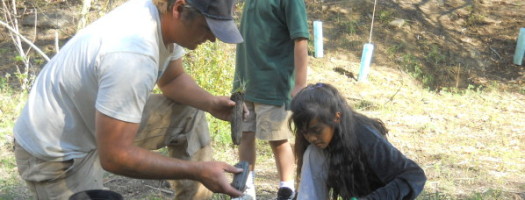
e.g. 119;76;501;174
234;0;310;109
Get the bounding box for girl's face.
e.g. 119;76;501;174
302;118;335;149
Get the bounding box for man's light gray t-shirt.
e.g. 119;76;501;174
14;0;185;161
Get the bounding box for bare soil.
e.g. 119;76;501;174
313;0;525;90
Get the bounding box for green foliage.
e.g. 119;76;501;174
342;20;360;35
306;40;315;56
184;42;236;146
34;57;46;66
13;55;25;62
377;10;395;24
211;193;230;200
465;189;507;200
0;84;29;199
231;79;246;94
207;113;232;146
386;42;406;57
0;176;29;200
400;53;435;88
184;42;235;96
465;13;485;27
385;42;446;89
519;86;525;95
424;45;446;65
417;190;453;200
0;74;12;93
463;1;486;27
352;99;376;110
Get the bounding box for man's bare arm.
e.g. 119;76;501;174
95;111;242;196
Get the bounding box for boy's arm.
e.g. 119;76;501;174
292;38;309;97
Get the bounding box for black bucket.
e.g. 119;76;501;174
69;190;123;200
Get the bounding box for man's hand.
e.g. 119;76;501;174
195;161;244;197
208;96;236;121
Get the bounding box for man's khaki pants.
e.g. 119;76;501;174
14;94;213;200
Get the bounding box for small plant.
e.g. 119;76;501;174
231;79;246;94
425;45;446;65
353;99;376;110
0;74;11;92
386;42;406;58
342;20;360;35
377;10;395;24
465;13;485;27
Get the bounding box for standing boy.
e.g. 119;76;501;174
233;0;310;199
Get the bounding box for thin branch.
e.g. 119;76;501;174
385;84;402;105
55;30;60;53
77;0;92;30
0;19;50;61
10;0;25;64
26;8;37;54
2;0;24;61
489;46;502;60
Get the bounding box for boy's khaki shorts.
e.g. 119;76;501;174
242;101;293;141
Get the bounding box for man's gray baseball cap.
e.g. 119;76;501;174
186;0;243;44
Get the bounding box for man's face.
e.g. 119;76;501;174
177;11;216;50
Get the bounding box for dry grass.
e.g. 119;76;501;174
307;52;525;199
1;42;524;200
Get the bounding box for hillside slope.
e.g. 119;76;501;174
308;0;524;90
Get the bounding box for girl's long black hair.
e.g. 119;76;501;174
290;83;388;199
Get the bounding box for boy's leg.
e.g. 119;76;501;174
252;103;295;197
14;141;103;200
134;94;213;199
269;139;295;183
270;139;295;200
238;131;256;171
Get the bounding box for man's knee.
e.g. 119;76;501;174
168;179;213;200
168;144;212;161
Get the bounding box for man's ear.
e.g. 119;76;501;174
171;0;185;19
334;112;342;123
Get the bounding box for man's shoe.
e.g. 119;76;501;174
276;187;295;200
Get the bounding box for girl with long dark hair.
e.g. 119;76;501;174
289;83;426;199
